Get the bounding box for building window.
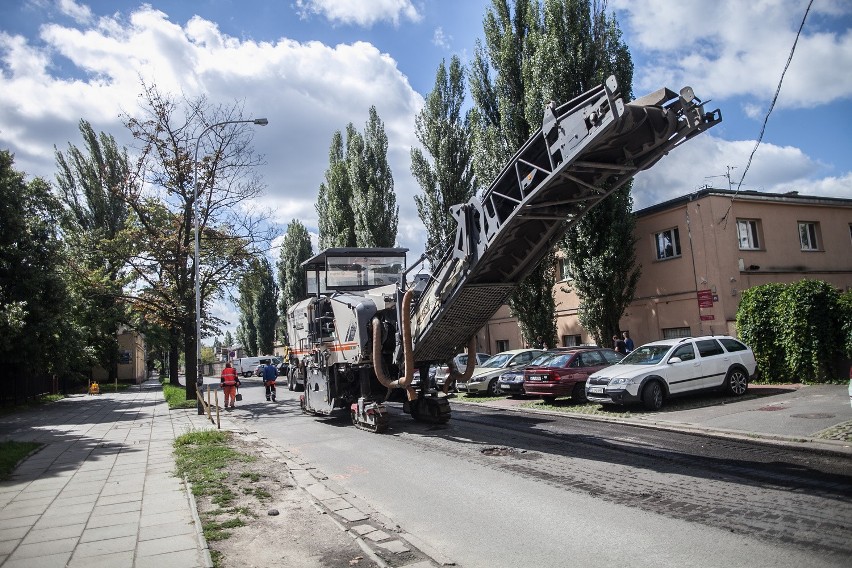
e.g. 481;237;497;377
558;258;572;281
736;219;761;250
495;339;509;352
798;221;820;251
662;327;691;339
562;334;582;347
655;227;681;260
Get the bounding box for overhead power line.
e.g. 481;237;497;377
720;0;813;226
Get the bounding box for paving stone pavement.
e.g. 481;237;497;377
0;380;211;568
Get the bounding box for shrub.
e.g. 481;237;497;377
776;280;840;383
737;283;787;380
838;290;852;359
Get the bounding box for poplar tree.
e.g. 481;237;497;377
349;106;398;248
411;56;476;263
316;127;356;248
253;258;278;355
277;219;313;341
537;0;640;347
470;0;638;348
470;0;550;347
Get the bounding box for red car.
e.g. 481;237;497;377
524;347;623;403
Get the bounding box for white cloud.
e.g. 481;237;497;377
611;0;852;108
432;26;451;49
629;134;851;210
0;4;429;338
295;0;421;27
56;0;92;24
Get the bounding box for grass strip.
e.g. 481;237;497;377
174;430;255;497
0;441;42;481
162;382;198;409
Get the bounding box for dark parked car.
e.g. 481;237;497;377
498;351;562;395
411;365;437;390
524;347;623;403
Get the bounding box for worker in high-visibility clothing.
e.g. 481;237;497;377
220;362;241;409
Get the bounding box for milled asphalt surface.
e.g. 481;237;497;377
0;379;849;568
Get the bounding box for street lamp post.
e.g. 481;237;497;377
193;118;268;412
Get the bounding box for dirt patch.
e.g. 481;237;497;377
194;431;379;568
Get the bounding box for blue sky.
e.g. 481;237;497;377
1;0;850;337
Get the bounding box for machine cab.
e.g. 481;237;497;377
303;247;408;295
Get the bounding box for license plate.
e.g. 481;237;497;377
530;376;544;381
589;387;604;394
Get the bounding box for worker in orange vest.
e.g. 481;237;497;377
220;362;241;409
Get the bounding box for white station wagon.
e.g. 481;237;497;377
586;336;757;410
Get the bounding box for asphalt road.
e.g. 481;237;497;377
211;377;852;568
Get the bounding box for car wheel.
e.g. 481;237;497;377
571;383;587;403
487;379;501;396
542;396;557;404
642;380;664;410
725;367;749;396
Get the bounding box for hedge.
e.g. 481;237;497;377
737;279;847;382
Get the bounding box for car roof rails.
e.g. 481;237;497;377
677;337;693;343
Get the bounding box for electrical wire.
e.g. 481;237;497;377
719;0;813;227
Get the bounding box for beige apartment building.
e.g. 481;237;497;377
478;188;852;352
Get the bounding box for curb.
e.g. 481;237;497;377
184;474;215;568
454;398;852;457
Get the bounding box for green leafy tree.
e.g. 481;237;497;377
236;263;260;356
470;0;637;347
122;83;269;395
349;107;398;247
411;56;477;264
0;151;71;388
236;257;278;356
253;258;278;355
54;119;133;380
317;127;357;248
542;0;639;346
223;330;234;349
469;0;547;346
277;219;313;343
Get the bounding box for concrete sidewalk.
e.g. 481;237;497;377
0;380;210;568
478;383;852;455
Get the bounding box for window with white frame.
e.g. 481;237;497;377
798;221;820;251
662;327;691;339
655;227;681;260
495;339;509;352
737;219;761;250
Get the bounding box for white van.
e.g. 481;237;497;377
232;356;281;377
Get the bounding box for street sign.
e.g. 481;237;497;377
700;314;715;321
697;289;714;308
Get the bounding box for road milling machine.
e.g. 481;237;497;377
286;76;721;432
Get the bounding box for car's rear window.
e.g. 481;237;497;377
719;338;748;352
696;339;724;357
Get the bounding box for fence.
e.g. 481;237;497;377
0;369;56;407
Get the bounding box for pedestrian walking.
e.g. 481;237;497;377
262;363;277;401
622;331;635;353
613;334;628;356
220;362;240;409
